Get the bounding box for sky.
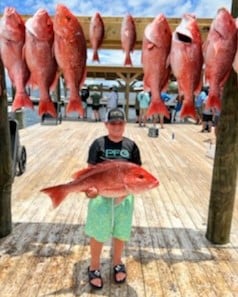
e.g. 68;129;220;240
0;0;233;86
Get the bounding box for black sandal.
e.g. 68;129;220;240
113;264;127;284
88;267;103;290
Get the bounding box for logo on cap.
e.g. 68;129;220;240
107;108;125;122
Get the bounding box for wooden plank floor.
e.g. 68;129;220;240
0;119;238;297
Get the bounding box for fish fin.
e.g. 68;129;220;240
38;98;57;117
72;161;114;180
146;100;170;118
180;102;196;119
206;94;221;110
66;97;84;116
12;92;34;111
72;167;94;179
124;53;133;66
40;185;67;208
92;50;100;62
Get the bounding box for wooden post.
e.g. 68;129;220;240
0;59;13;238
206;70;238;244
206;0;238;244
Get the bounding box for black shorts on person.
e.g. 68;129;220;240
202;114;213;122
92;105;100;111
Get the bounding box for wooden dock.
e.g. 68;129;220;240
0;119;238;297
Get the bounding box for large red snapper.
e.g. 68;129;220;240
25;9;58;118
0;7;33;111
170;14;203;119
142;14;172;118
89;12;104;62
203;8;237;110
53;4;87;116
41;161;159;208
121;14;137;66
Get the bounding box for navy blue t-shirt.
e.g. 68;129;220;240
87;136;142;165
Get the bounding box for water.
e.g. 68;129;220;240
11;90;176;128
19;104;139;128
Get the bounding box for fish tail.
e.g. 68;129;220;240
12;92;34;111
146;100;170;118
206;94;221;110
40;185;68;208
124;53;133;66
92;50;100;62
66;99;84;117
38;99;57;117
180;102;196;119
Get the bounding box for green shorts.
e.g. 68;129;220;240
85;194;134;243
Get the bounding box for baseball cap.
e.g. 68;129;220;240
105;108;126;122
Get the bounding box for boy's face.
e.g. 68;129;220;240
105;121;126;138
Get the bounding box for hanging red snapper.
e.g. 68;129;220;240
142;14;172;118
89;12;105;62
53;4;87;116
41;161;159;208
170;14;203;119
25;9;58;118
0;7;33;111
121;14;137;66
203;8;237;110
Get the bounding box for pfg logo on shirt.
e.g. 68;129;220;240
105;149;130;159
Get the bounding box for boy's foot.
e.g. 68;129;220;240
113;264;127;284
88;267;103;289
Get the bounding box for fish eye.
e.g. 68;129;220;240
137;174;145;179
66;16;71;22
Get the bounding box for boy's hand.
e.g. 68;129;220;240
115;196;127;205
85;187;98;198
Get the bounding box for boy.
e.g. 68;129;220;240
85;108;141;289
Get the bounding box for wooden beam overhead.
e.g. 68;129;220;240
20;15;212;49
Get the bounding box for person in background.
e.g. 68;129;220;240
85;108;142;289
201;90;213;132
195;87;207;125
81;85;90;119
152;92;171;128
134;89;140;123
90;86;101;122
172;94;183;122
137;90;150;127
106;86;118;111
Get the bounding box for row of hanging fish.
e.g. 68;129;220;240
0;5;137;117
0;6;237;119
142;7;237;119
0;5;88;117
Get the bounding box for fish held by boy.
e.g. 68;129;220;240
41;161;159;208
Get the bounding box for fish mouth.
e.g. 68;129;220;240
4;7;16;16
148;180;159;189
175;32;192;43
